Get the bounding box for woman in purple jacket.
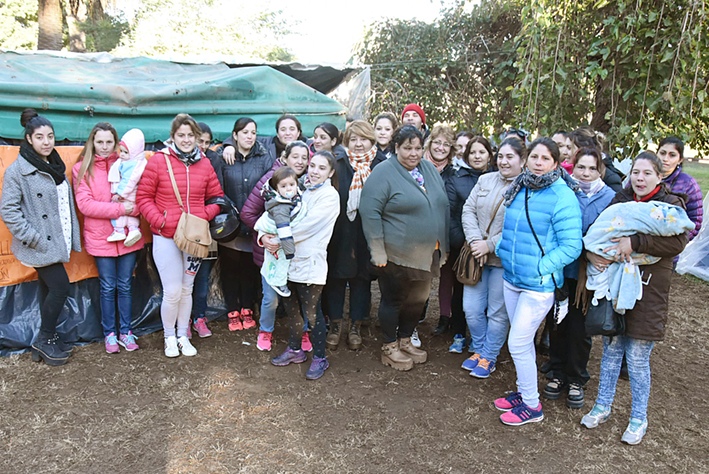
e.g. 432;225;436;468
657;137;703;241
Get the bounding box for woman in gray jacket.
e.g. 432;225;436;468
460;137;526;378
1;109;81;366
360;126;450;371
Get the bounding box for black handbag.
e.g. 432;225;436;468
585;297;625;336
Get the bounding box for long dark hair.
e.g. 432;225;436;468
21;108;53;142
528;137;561;164
310;150;339;191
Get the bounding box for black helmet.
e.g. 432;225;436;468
206;196;240;242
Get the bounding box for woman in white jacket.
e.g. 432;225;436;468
261;151;340;380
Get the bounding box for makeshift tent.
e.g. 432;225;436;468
0;51;347;143
677;192;709;282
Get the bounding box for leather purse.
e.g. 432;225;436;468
164;154;212;258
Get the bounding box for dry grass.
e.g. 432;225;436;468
0;274;707;473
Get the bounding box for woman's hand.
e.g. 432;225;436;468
478;254;488;266
470;240;489;259
604;236;633;263
586;251;613;271
261;234;280;254
123;201;134;215
222;146;236;165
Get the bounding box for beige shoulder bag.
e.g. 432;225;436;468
164;154;212;258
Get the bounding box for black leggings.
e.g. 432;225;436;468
377;266;432;344
282;282;326;358
219;247;259;312
35;263;71;334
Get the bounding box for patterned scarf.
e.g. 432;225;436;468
503;166;579;207
410;167;425;189
345;146;377;221
423;149;449;174
577;177;606;197
168;142;201;166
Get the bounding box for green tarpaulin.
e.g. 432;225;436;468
0;51;347;142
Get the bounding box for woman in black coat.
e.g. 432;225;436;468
324;120;387;350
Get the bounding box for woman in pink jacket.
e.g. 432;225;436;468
136;114;223;358
73;122;146;353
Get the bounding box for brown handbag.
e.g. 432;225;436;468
453;196;504;286
164;154;212;258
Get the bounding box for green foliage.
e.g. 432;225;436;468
356;0;522;135
114;0;294;61
0;0;39;49
359;0;709;156
79;16;129;52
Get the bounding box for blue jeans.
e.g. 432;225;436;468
191;259;214;320
596;335;655;421
259;275;310;333
463;266;508;363
94;252;138;336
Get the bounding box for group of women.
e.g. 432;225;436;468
1;105;703;445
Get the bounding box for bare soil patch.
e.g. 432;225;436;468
1;274;707;473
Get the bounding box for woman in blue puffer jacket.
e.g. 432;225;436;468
493;137;583;426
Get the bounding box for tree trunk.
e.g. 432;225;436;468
37;0;63;51
64;0;88;52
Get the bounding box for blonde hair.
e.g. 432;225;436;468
76;122;119;185
424;125;456;164
343;120;376;146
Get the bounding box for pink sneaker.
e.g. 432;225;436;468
241;309;257;329
228;311;243;331
500;402;544;426
257;331;273;351
193;317;212;338
302;331;313;352
105;332;119;353
118;332;139;351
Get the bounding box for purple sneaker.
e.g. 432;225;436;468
118;332;139;351
305;357;329;380
105;332;119;353
271;347;307;366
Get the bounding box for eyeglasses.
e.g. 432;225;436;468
432;140;452;149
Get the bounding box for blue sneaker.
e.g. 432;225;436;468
305;356;329;380
470;358;495;378
271;347;307;366
461;353;481;371
448;334;465;353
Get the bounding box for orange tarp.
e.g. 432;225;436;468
0;146;154;287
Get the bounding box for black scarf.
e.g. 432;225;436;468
503;166;579;207
168;142;202;166
20;141;66;185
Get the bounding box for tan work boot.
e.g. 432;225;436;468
348;320;362;350
399;337;427;364
381;341;414;371
326;320;341;350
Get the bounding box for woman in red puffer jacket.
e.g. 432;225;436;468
136;114;223;358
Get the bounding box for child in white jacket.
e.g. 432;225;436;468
108;128;147;247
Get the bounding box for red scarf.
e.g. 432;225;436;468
634;184;661;202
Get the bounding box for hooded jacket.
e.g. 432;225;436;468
663;164;703;241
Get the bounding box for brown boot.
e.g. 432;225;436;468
399;337;427;364
326;320;341;350
381;341;414;371
347;320;362;350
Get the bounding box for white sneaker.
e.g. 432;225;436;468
107;231;126;242
410;328;422;348
164;336;179;357
177;336;197;356
123;229;142;247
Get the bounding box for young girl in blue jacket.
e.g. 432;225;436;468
493;137;583;425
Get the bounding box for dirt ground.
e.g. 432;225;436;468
1;273;707;474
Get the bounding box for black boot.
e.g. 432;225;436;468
433;315;450;336
52;333;73;353
31;331;69;366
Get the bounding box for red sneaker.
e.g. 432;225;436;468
228;311;243;331
302;331;313;352
257;331;273;351
241;308;256;329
